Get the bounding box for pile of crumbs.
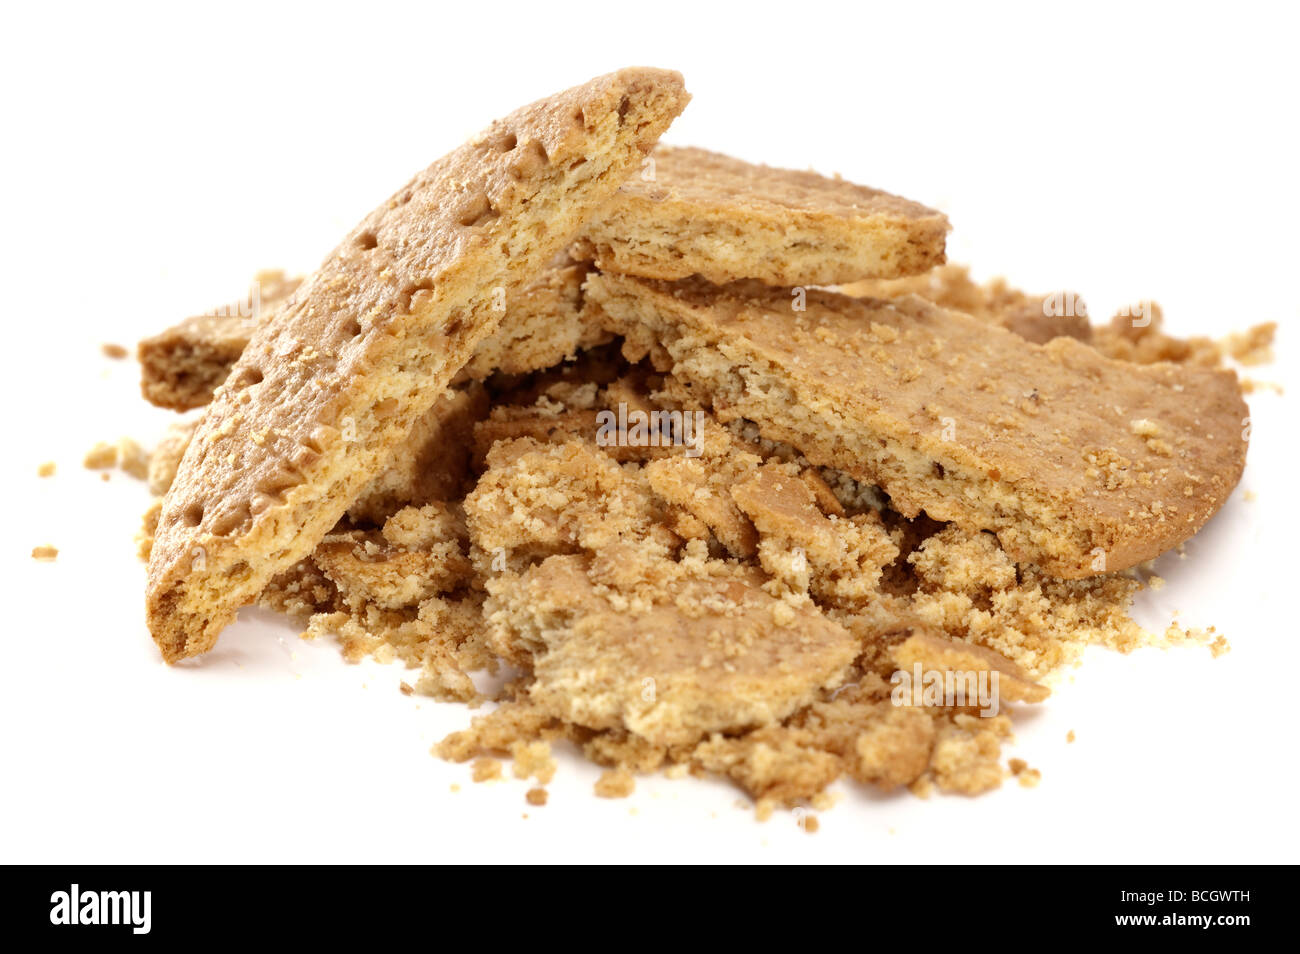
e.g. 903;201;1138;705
129;294;1259;817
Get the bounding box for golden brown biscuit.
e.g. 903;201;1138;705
491;552;859;747
139;262;607;411
587;273;1248;577
138;271;302;411
147;68;690;662
571;145;947;285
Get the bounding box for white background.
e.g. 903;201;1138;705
1;1;1296;864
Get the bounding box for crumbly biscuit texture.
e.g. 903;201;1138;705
588;274;1248;577
842;264;1091;346
490;551;858;747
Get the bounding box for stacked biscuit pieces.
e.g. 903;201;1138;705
137;69;1250;807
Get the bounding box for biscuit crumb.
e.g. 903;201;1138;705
84;438;149;479
594;769;636;799
31;545;58;561
399;682;413;696
471;758;502;783
1017;768;1042;788
511;741;557;785
1219;322;1276;366
84;442;116;469
1209;635;1230;658
101;342;129;359
526;787;549;806
1067;730;1076;743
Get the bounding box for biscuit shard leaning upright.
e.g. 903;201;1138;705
147;68;690;662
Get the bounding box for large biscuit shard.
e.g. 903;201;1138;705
139;261;605;412
572;145;948;286
147;68;690;662
587;274;1248;577
491;554;859;747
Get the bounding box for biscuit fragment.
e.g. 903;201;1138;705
147;68;690;661
572;146;948;285
139;262;606;412
588;274;1248;577
138;271;302;411
489;553;859;747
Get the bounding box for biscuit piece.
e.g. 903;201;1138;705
148;68;690;662
588;274;1248;577
571;146;947;285
464;438;671;576
890;629;1049;704
140;262;608;411
460;260;612;380
344;382;488;525
731;461;898;606
146;386;488;524
490;553;859;747
138;271;302;411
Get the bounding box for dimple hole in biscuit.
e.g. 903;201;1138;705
355;230;378;250
399;279;435;315
255;465;299;501
457;193;498;228
508;140;548;180
182;502;204;527
229;366;263;390
209;501;251;537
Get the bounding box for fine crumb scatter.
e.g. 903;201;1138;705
1018;768;1042;788
471;758;502;783
399;682;413;696
800;814;820;834
101;342;129;359
31;545;59;561
1067;730;1076;743
526;787;549;806
1210;635;1230;658
37;461;56;477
